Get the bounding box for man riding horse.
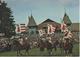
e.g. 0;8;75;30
38;34;53;55
12;36;31;56
62;31;73;55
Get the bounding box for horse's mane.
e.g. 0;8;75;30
13;39;20;44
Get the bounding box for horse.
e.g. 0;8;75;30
38;38;45;52
53;39;59;52
12;37;31;56
62;38;73;55
46;40;53;55
38;37;53;55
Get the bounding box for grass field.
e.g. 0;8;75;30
0;43;79;56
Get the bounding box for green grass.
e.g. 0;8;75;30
0;44;79;56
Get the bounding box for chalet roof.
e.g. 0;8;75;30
27;15;37;27
63;13;72;26
71;23;80;32
42;19;54;23
38;19;61;30
39;19;60;25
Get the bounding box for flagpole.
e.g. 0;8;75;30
60;18;63;39
60;18;64;55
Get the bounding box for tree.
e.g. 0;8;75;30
0;0;15;37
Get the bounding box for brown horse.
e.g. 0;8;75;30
61;38;73;55
53;39;59;52
38;38;53;55
46;40;53;55
12;37;31;56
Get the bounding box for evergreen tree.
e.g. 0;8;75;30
0;0;15;37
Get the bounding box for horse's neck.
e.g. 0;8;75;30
64;41;69;45
23;39;26;43
14;40;21;46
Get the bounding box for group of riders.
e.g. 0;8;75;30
11;30;76;56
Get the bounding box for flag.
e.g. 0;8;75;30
64;31;73;39
48;24;51;34
48;24;56;34
67;31;72;38
38;29;45;36
16;24;20;33
20;24;26;32
51;25;56;33
60;19;73;39
64;31;69;36
60;21;68;32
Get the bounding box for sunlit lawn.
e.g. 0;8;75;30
0;43;79;56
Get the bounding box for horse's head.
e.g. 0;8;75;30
12;39;19;45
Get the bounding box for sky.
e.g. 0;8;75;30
3;0;79;25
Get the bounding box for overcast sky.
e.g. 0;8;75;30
3;0;79;25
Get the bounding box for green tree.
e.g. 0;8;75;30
0;0;15;37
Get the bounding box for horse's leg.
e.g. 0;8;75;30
54;46;57;51
64;49;66;55
48;50;50;56
51;49;53;55
60;44;63;55
40;47;44;55
68;48;72;56
18;49;21;55
59;45;63;56
64;49;68;56
54;46;57;55
24;49;26;55
16;47;19;56
27;50;29;55
40;48;42;55
61;47;63;55
47;48;50;56
67;48;71;56
25;48;29;55
18;48;23;56
66;47;70;56
68;46;73;56
48;49;53;56
17;49;21;56
17;50;19;56
67;50;69;56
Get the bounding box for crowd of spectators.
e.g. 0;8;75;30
0;39;11;52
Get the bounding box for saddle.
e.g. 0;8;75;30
64;42;69;49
